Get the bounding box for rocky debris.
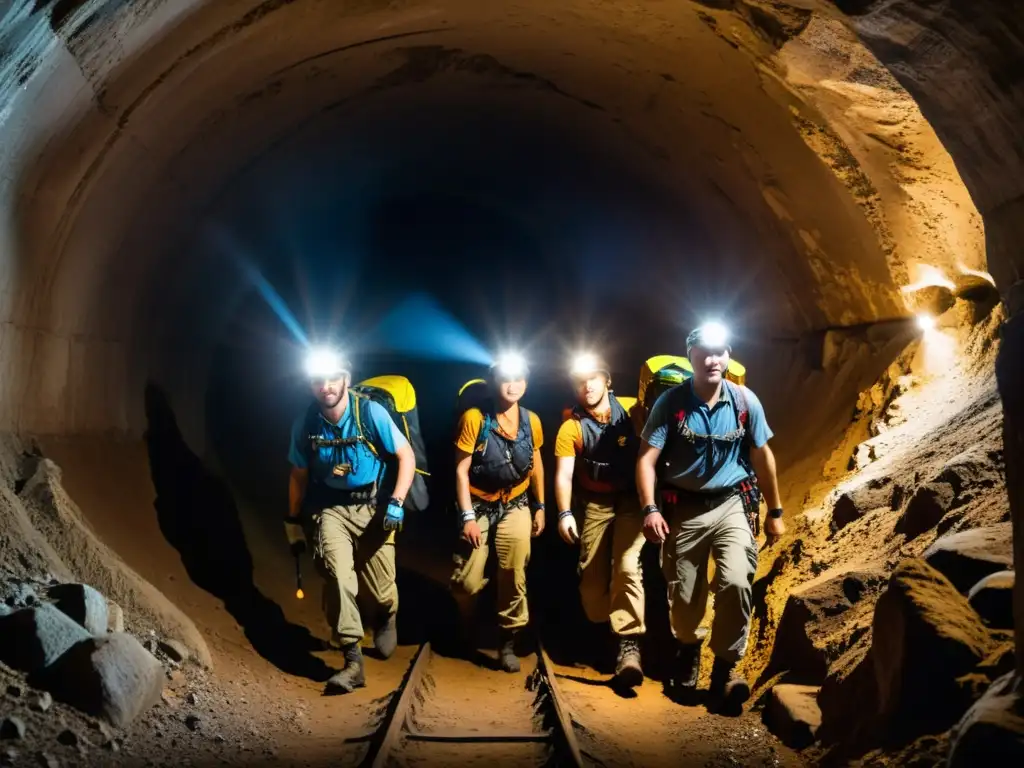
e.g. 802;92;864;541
923;523;1013;594
158;639;190;665
107;602;124;633
904;284;956;317
6;685;22;698
766;568;886;682
12;454;212;668
948;671;1024;766
0;604;91;673
0;604;9;618
0;717;25;740
765;684;821;749
30;691;52;712
33;633;165;728
820;559;997;746
831;476;893;530
56;729;77;747
896;481;956;539
897;449;1004;540
1;581;38;609
185;715;201;732
47;583;108;636
967;571;1014;630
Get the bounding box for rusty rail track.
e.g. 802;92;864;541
353;640;586;768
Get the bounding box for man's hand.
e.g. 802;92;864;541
764;514;786;546
643;510;670;543
557;513;578;544
284;517;306;553
384;504;404;532
462;519;482;548
532;509;545;538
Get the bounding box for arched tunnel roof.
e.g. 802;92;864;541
0;0;993;445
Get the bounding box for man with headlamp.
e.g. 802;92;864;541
636;322;785;713
554;352;646;689
450;351;546;673
284;346;417;694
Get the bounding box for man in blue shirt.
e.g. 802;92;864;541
636;323;785;714
284;348;417;694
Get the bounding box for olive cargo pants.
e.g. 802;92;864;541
661;494;758;662
450;500;532;631
576;491;646;636
311;503;397;646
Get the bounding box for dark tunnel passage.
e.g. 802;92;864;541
3;0;1024;766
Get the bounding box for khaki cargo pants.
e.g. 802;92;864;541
310;502;397;646
661;494;758;662
450;498;532;631
576;491;646;636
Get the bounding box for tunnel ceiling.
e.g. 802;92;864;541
0;0;986;438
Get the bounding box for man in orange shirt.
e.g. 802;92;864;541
450;352;546;673
554;353;645;688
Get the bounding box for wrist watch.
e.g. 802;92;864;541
642;504;660;517
557;510;574;521
768;507;783;519
532;502;546;513
389;496;405;508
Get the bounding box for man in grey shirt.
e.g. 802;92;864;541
636;322;785;713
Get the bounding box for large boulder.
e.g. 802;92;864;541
32;633;164;728
967;571;1015;630
896;481;956;539
896;449;1003;540
47;583;108;636
0;604;91;673
872;559;995;737
766;568;887;682
831;476;895;531
765;684;821;749
923;524;1013;594
817;633;878;746
949;672;1024;767
819;559;998;746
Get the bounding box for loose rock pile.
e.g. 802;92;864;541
762;524;1022;762
0;578;168;730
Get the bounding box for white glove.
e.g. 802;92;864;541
558;513;579;544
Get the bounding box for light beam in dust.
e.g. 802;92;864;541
368;293;492;365
956;263;996;286
209;227;310;347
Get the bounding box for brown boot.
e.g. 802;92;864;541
325;643;366;694
614;636;643;688
707;657;749;715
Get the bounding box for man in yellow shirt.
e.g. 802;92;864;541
450;353;546;673
554;353;645;688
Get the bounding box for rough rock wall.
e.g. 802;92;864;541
833;0;1024;680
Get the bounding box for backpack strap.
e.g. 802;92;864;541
351;392;383;457
724;380;750;433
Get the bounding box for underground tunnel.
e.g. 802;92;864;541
1;1;1022;766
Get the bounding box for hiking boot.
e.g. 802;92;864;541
707;657;750;715
498;630;521;673
614;636;643;688
325;643;366;694
374;613;398;659
672;642;702;705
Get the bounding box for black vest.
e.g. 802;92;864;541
470;406;535;495
573;394;638;491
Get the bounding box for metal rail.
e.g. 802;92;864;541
355;639;587;767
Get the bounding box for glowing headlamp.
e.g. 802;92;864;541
304;346;348;379
570;352;609;378
493;351;529;380
688;321;731;353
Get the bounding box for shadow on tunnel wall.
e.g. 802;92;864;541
142;380;334;682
